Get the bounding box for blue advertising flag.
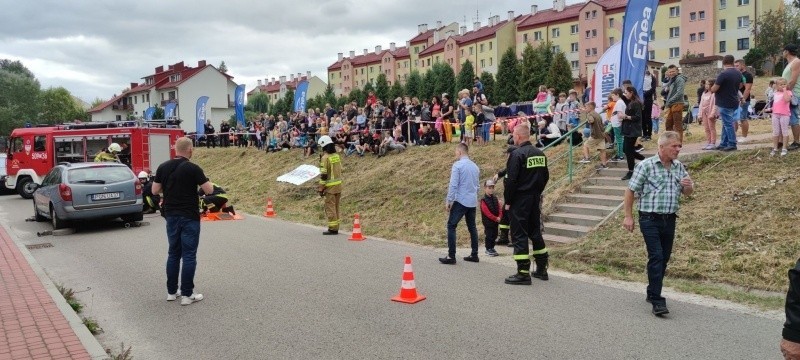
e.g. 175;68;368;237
293;80;309;113
235;84;246;127
144;107;156;120
619;0;659;92
195;96;209;135
164;101;177;119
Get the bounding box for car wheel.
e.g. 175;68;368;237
121;212;143;223
17;177;36;199
50;205;67;230
33;200;46;222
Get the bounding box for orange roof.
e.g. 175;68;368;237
517;2;585;30
393;46;410;59
455;19;512;45
418;40;446;57
248;76;309;95
409;29;435;44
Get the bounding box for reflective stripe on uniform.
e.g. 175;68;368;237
325;180;342;187
513;254;530;260
532;247;548;255
499;224;510;229
520;270;530;274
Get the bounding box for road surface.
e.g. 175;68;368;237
0;195;783;359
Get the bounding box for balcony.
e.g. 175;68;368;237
112;104;133;111
161;99;179;106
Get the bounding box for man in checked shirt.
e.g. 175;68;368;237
622;131;694;317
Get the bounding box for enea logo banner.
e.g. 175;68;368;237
620;0;658;92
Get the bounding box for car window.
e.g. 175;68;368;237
10;137;23;153
68;166;134;184
42;168;62;186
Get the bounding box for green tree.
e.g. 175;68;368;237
479;72;496;104
421;69;435;101
752;8;800;69
0;59;40;135
495;47;520;104
545;52;574;95
456;60;476;95
284;89;295;113
348;88;365;106
153;105;164;119
519;43;542;101
389;80;404;103
375;73;390;104
432;62;456;99
743;47;769;72
323;84;336;106
218;61;228;73
90;97;105;109
247;92;270;113
363;81;375;97
404;70;422;99
38;87;83;123
335;95;348;109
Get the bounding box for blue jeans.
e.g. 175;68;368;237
639;212;676;306
166;216;201;297
446;202;479;258
739;103;749;121
718;106;738;148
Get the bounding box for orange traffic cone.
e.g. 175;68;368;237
391;256;426;304
348;213;366;241
264;198;276;218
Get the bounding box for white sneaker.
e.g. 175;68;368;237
738;137;749;143
782;149;788;157
167;290;182;301
181;293;204;305
770;149;778;157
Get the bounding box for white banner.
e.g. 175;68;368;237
276;164;320;185
592;42;622;113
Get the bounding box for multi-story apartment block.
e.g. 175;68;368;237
248;72;327;104
327;0;782;97
89;60;237;133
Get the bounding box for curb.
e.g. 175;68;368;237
4;224;110;360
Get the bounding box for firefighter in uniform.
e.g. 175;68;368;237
94;143;122;162
198;181;235;215
317;135;342;235
138;171;161;214
493;145;517;246
504;124;550;285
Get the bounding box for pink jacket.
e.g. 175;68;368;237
699;91;717;119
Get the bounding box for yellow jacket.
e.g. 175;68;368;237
319;153;342;194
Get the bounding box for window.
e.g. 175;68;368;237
481;59;485;68
719;41;727;53
427;59;430;66
552;28;560;38
592;29;597;37
738;0;749;5
586;49;591;56
669;27;679;38
34;136;46;152
415;59;419;67
370;67;374;73
720;0;727;9
690;33;696;42
489;42;492;50
699;32;706;41
585;30;591;39
609;37;615;45
690;12;697;21
461;49;464;56
669;47;680;58
699;11;706;20
609;18;615;27
648;50;655;60
552;45;560;53
534;31;542;41
571;24;578;34
469;47;473;55
134;96;138;104
480;44;484;52
571;61;579;70
169;74;181;82
523;33;528;42
737;38;750;50
720;19;727;30
585;11;590;20
669;6;680;17
571;43;579;52
489;58;493;66
650;30;655;40
592;10;597;18
738;16;750;28
592;48;597;56
146;94;150;103
414;46;419;54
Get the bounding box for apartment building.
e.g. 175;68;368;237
89;60;238;133
327;0;782;97
248;72;327;103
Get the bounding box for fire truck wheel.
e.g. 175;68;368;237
33;200;46;222
50;205;67;230
17;177;35;199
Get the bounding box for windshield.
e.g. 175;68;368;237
67;166;133;184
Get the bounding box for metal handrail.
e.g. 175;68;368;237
540;120;589;193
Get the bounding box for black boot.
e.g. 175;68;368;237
222;206;235;215
533;255;549;281
505;262;532;285
621;171;633;181
496;228;509;245
323;229;339;235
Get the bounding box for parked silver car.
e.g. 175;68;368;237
33;162;144;229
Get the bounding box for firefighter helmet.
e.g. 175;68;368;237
137;171;149;180
108;143;122;153
317;135;333;147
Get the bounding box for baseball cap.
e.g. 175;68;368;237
484;179;495;187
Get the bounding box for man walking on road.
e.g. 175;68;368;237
711;55;743;151
504;124;550;285
782;44;800;151
623;131;694;316
663;65;687;144
440;143;481;265
152;137;213;306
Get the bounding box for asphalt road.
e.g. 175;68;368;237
0;194;784;359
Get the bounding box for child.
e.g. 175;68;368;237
533;85;550;114
699;79;718;150
579;102;608;168
463;107;475;147
770;78;793;156
651;103;661;135
553;93;569;133
473;104;485;146
609;88;626;162
479;179;502;257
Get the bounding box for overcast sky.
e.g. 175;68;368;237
0;0;583;102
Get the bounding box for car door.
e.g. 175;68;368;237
34;167;60;214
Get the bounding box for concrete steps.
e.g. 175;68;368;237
587;176;629;187
565;193;624;207
544;222;593;238
543;234;579;244
556;203;618;217
548;212;605;227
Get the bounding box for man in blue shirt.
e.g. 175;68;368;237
440;143;481;264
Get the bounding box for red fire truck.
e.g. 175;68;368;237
5;120;184;199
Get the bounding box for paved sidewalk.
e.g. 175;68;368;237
0;225;105;360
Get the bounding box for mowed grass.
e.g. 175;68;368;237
551;149;800;309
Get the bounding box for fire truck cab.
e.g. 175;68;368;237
5;120;184;199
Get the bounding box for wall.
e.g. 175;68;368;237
176;67;236;133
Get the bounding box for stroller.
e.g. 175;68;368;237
682;99;698;137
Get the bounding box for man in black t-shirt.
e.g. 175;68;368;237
711;55;743;151
735;59;754;142
152;137;213;306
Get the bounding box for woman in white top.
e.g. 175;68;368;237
610;88;627;161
